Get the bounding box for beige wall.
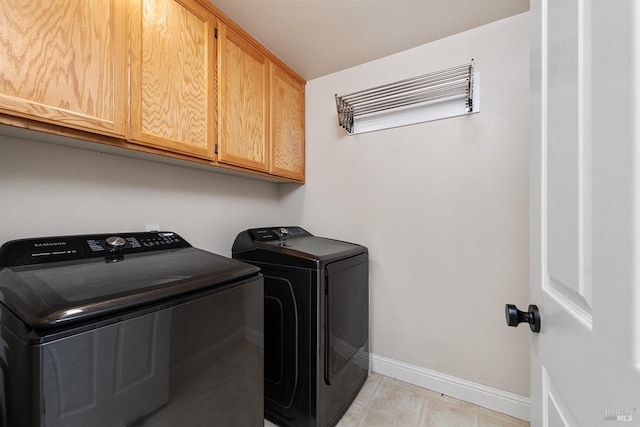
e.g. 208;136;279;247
0;10;530;399
0;136;280;256
279;13;531;396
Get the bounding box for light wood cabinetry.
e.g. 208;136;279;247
129;0;216;160
216;22;270;172
217;22;305;181
0;0;127;137
270;63;305;181
0;0;305;182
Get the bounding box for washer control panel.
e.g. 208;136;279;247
86;233;183;253
0;232;191;266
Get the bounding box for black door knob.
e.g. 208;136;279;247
505;304;541;333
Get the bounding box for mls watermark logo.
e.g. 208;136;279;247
605;408;636;422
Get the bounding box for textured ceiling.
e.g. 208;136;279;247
210;0;530;80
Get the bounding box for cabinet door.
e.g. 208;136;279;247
0;1;127;137
270;63;305;181
129;0;216;160
217;23;269;172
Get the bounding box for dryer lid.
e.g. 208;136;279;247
233;227;367;268
259;236;364;260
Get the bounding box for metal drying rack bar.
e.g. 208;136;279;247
335;60;475;134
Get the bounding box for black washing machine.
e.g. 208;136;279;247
0;231;264;427
232;227;369;427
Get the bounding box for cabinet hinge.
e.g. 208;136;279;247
214;143;218;154
214;27;218;39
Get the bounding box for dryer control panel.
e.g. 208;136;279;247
248;227;311;242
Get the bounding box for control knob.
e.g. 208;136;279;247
276;228;290;246
105;236;126;250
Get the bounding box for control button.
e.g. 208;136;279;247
126;237;141;248
87;240;105;252
105;236;127;250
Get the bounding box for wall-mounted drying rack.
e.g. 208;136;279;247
335;59;479;135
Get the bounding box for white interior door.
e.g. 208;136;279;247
529;0;640;425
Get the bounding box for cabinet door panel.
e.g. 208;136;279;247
130;0;216;159
218;24;269;171
0;1;126;137
270;64;305;181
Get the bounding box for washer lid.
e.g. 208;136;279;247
0;234;259;330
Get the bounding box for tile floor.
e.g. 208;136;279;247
265;373;530;427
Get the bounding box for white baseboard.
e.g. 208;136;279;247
371;353;530;422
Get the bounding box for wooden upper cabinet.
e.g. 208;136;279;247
0;0;305;181
217;22;269;172
270;63;305;181
129;0;216;159
0;1;127;137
